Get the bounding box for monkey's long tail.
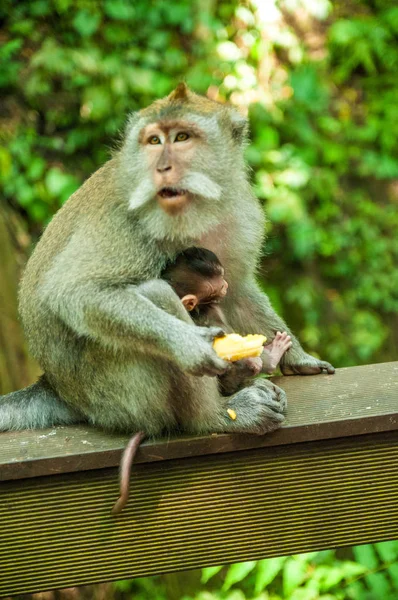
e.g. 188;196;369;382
0;375;83;431
111;431;146;515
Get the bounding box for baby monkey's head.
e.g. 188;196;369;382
161;247;228;312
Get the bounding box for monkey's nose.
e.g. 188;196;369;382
157;165;172;173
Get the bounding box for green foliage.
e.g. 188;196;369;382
2;0;397;367
239;0;398;368
0;0;233;222
114;542;398;599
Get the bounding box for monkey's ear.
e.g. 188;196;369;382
181;294;198;312
168;82;190;102
229;109;249;146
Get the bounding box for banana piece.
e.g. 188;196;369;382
213;333;267;362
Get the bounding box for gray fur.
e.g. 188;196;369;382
0;376;82;431
0;86;333;435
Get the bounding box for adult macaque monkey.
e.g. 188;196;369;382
0;84;334;445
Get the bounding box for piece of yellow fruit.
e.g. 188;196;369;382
213;333;267;362
227;408;237;420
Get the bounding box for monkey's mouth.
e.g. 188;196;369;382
157;187;189;215
158;187;187;199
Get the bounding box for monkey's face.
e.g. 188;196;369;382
139;120;221;217
200;274;229;304
181;273;228;312
122;84;249;241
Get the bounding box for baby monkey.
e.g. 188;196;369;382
112;247;291;515
161;246;292;392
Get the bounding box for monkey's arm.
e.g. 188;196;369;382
41;270;227;377
224;280;334;375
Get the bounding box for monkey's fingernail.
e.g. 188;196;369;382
227;408;237;420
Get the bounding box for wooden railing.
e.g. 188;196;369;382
1;362;397;596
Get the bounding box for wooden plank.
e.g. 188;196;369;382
1;431;397;596
1;362;397;481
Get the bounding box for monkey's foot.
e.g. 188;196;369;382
281;349;335;375
263;332;292;374
222;378;286;435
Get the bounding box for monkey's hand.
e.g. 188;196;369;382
280;348;335;375
174;326;230;377
219;357;262;395
223;378;286;435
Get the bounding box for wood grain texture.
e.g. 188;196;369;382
1;362;397;481
0;432;397;596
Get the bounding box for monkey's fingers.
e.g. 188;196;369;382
197;325;226;343
111;431;146;515
281;360;335;376
318;361;335;374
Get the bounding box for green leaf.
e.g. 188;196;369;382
339;561;367;579
72;11;101;37
222;561;257;591
201;565;223;584
266;188;305;224
254;556;286;594
346;580;367;600
289;589;318;600
387;563;398;591
0;39;23;60
29;0;51;17
17;185;35;207
375;541;398;563
113;579;132;592
283;558;308;597
45;168;79;202
365;572;391;600
29;201;49;222
82;86;113;120
104;0;135;21
27;157;46;181
290;65;328;111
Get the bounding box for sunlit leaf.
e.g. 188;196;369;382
201;565;224;584
254;557;286;593
283;559;308;597
72;10;101;37
222;561;257;591
104;0;135;21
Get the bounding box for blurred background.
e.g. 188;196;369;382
1;0;397;598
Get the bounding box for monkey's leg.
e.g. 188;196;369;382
183;375;287;436
0;375;83;431
224;281;335;376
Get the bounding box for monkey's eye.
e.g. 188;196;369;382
148;136;161;145
175;132;189;142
